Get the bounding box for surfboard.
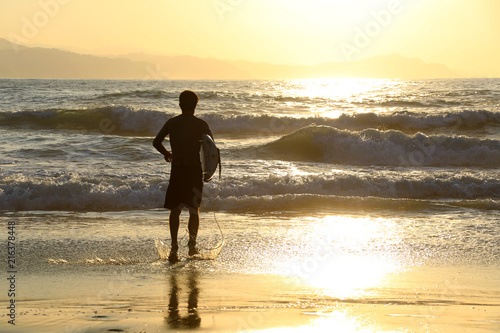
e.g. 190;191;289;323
200;134;220;182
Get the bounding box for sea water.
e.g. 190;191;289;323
0;78;499;331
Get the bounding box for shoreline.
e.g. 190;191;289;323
2;263;499;332
1;207;499;332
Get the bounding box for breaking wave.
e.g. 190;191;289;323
259;126;500;167
93;89;177;100
1;170;498;212
1;107;498;136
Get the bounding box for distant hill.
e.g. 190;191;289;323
0;38;28;51
0;38;460;79
0;41;153;79
230;55;458;79
123;53;251;80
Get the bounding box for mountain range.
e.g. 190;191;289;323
0;38;460;80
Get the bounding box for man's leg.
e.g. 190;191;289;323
188;207;200;255
169;207;182;253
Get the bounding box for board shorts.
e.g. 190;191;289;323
164;164;203;210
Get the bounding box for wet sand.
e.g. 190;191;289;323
1;210;499;332
2;263;499;332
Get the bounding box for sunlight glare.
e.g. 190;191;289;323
288;79;383;99
282;79;389;117
306;254;398;299
282;215;401;299
256;310;372;333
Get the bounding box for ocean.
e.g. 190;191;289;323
1;78;499;332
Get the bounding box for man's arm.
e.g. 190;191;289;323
202;119;214;140
153;122;173;163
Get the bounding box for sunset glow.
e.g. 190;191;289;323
0;0;498;77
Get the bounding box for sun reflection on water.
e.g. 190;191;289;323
280;78;395;117
304;254;399;299
285;78;389;99
281;215;402;300
255;311;370;333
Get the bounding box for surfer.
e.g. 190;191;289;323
153;90;213;262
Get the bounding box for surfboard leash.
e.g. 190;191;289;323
185;147;224;253
202;150;224;252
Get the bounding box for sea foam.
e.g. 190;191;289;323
261;126;500;167
1;170;498;212
1;108;498;136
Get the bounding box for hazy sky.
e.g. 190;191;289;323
1;0;499;77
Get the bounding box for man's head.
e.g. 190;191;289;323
179;90;199;114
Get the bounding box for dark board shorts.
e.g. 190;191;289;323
164;164;203;210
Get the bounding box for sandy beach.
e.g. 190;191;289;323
2;210;499;333
4;260;500;332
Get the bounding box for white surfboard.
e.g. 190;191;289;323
200;134;220;182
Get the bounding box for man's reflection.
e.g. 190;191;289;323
166;269;201;329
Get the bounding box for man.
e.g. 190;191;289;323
153;90;213;262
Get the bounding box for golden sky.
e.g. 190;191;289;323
1;0;499;77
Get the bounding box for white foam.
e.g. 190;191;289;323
2;108;498;136
1;169;497;212
264;126;500;167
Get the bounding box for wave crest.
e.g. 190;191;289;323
1;108;498;136
260;126;500;167
1;170;497;212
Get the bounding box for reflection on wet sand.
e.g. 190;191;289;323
166;269;201;329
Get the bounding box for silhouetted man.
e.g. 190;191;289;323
153;90;213;262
